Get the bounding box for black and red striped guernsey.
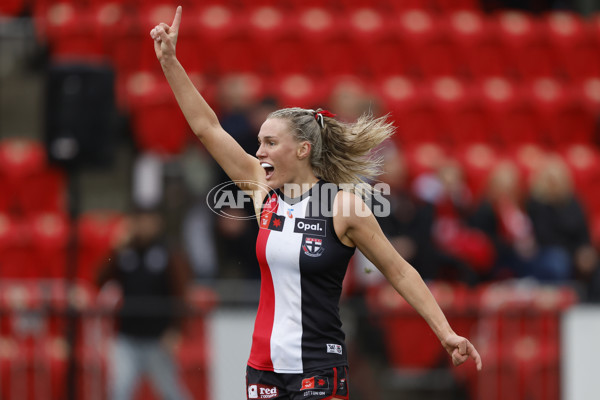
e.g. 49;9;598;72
248;181;356;374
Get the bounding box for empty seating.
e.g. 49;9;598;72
495;11;558;80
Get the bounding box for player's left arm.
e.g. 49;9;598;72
333;191;482;370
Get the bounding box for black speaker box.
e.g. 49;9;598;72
45;63;118;168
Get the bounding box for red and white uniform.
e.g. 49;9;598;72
248;181;355;373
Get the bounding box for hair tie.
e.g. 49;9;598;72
314;110;336;129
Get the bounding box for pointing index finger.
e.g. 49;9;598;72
172;6;182;32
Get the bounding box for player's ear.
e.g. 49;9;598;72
297;141;311;160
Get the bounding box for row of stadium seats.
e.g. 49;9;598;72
36;4;600;82
366;281;578;400
0;138;125;281
0;280;217;400
1;0;483;17
119;73;600;153
0;210;126;281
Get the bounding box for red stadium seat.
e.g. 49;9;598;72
366;283;443;370
453;143;501;199
469;283;577;400
479;77;541;147
543;11;600;81
0;138;55;215
77;211;126;283
364;33;412;78
291;7;362;77
577;77;600;117
90;2;129;59
0;0;25;16
387;1;436;13
527;78;596;146
432;0;480;13
429;76;484;146
130;85;190;154
346;8;410;77
496;11;558;80
29;213;70;279
376;76;441;145
393;9;460;78
176;286;218;400
525;77;567;145
190;4;260;75
0;138;46;180
19;168;67;216
270;74;327;108
0;175;15;213
366;281;473;370
41;2;105;60
346;7;388;45
287;0;340;10
247;5;290;43
447;10;509;79
0;216;35;279
293;6;338;44
265;33;317;76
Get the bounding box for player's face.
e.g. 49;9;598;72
256;118;306;189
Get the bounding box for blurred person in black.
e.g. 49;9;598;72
525;155;600;294
96;207;192;400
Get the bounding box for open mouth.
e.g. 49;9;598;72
261;162;275;180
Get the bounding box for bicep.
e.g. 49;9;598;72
348;213;410;281
334;192;409;281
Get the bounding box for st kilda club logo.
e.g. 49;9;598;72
303;237;324;257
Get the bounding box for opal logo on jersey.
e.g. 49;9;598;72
248;384;278;399
294;218;326;237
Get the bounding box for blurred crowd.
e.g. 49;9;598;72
122;75;600;304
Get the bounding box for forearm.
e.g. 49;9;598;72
387;261;455;342
159;56;220;139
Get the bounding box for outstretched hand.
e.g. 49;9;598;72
442;334;483;371
150;5;182;62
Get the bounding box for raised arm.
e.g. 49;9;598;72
150;7;265;192
333;191;482;370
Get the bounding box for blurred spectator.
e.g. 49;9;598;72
413;159;493;284
525;155;599;290
216;75;273;156
96;208;192;400
180;146;219;280
370;150;480;285
469;161;539;280
375;145;439;281
214;206;260;280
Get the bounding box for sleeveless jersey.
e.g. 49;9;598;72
248;181;356;374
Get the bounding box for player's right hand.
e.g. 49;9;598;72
150;5;182;62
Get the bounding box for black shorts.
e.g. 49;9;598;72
246;365;349;400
